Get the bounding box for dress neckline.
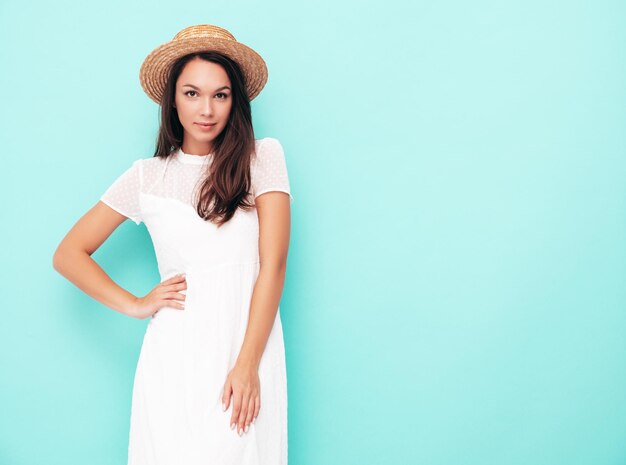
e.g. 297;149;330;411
174;147;213;165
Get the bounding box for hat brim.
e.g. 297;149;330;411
139;37;268;104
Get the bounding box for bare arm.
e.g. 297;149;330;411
237;191;291;369
52;201;141;316
221;190;291;434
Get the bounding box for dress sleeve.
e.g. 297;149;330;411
99;158;143;225
251;137;294;204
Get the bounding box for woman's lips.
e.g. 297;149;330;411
195;122;216;131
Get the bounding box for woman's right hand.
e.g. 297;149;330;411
128;273;187;319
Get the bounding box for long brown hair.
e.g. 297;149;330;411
153;51;256;227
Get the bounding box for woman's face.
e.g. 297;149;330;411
174;58;233;155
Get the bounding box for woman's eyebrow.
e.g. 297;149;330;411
182;84;231;91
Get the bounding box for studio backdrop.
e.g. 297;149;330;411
1;0;625;464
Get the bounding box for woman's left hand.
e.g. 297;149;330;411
221;362;260;435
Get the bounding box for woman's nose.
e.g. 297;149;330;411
201;97;213;116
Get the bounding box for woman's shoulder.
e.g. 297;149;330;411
255;136;282;148
124;156;167;189
130;155;168;176
253;137;284;161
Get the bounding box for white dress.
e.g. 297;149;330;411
99;137;293;465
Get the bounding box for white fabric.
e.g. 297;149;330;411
100;137;294;225
99;137;291;465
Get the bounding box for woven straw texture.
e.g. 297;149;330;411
139;24;268;104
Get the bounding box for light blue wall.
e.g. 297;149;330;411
1;0;624;464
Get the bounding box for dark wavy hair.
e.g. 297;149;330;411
153;51;257;228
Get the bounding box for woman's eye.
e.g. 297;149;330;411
184;90;229;99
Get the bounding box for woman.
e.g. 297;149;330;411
53;24;292;464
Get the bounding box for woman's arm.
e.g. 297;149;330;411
221;190;291;435
238;191;291;368
52;201;139;317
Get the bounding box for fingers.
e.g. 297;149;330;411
244;396;255;430
155;292;185;310
162;273;186;285
229;390;259;435
165;282;187;292
164;291;187;300
162;282;187;295
152;275;187;311
224;380;253;435
236;392;252;435
163;299;185;310
230;391;253;435
253;395;260;423
163;291;187;308
222;382;231;412
230;391;242;433
159;286;187;310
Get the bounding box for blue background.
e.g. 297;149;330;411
1;0;625;464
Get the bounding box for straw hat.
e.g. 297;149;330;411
139;24;268;104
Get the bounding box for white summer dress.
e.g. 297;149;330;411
99;137;293;465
